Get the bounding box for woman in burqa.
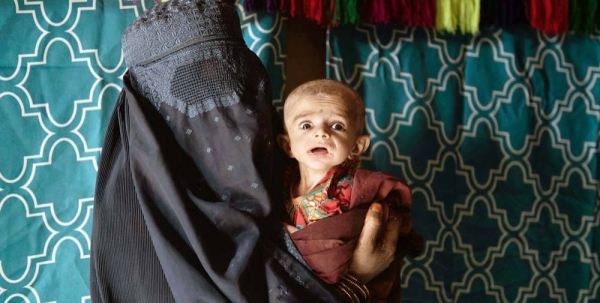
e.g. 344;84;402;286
90;0;400;302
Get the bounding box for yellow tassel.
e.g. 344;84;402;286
436;0;457;33
459;0;480;34
436;0;480;34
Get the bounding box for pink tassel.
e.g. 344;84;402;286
370;0;391;24
390;0;403;24
398;0;412;25
419;0;435;27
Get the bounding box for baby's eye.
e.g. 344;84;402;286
331;123;345;131
299;122;312;130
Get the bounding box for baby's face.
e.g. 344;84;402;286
283;94;361;173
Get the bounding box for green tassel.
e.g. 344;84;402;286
570;0;580;31
345;0;359;24
597;0;600;31
334;0;341;24
587;0;598;33
572;0;599;33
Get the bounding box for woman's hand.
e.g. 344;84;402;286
349;202;401;284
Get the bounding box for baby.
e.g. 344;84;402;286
277;79;423;301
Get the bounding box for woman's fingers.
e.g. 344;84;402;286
380;212;402;255
356;202;383;252
349;202;404;284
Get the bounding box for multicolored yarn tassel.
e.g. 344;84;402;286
243;0;597;35
363;0;391;24
436;0;457;33
530;0;569;34
343;0;360;24
570;0;598;33
396;0;435;27
480;0;495;28
498;0;527;28
597;0;600;30
414;0;436;28
458;0;480;34
303;0;325;25
436;0;480;34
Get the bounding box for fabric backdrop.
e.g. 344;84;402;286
0;1;286;302
327;25;600;302
3;0;600;302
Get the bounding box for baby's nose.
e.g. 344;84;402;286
314;126;330;138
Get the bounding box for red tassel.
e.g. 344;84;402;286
530;0;569;34
401;0;436;27
290;0;302;17
370;0;390;24
329;0;337;26
279;0;288;11
552;0;569;33
301;0;326;26
398;0;411;25
421;0;436;27
389;0;401;24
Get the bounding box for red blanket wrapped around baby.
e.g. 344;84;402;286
286;167;423;302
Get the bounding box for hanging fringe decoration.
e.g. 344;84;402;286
364;0;391;24
436;0;458;33
243;0;596;35
570;0;598;33
436;0;479;34
416;0;436;28
597;1;600;31
396;0;435;27
458;0;480;34
530;0;569;34
480;0;496;28
265;0;278;11
303;0;327;25
289;0;303;18
244;0;257;11
498;0;527;28
279;0;289;12
343;0;360;24
480;0;525;28
390;0;404;25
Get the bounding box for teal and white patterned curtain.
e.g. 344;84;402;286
0;1;286;301
327;25;600;302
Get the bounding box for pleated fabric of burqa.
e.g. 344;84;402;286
89;1;342;302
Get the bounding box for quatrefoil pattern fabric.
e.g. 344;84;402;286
327;25;600;303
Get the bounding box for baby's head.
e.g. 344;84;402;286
284;79;366;135
278;79;370;172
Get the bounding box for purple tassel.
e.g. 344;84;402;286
265;0;277;11
244;0;264;11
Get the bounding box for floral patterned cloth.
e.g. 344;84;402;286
285;160;359;228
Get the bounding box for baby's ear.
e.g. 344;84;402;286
349;135;370;159
276;134;294;158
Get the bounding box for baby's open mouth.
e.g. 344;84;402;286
309;147;328;154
